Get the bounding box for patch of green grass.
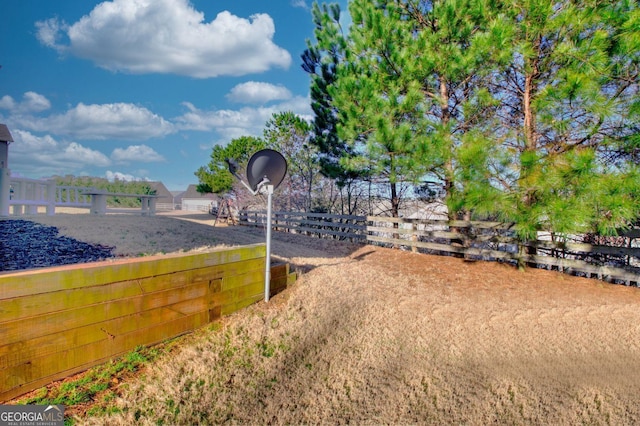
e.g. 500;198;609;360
257;339;277;358
15;345;165;422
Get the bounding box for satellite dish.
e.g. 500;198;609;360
246;149;287;191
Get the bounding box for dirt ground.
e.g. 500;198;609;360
18;211;640;424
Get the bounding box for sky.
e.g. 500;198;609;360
0;0;348;191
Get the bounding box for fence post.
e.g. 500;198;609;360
27;182;38;214
410;223;418;253
0;165;9;217
15;180;25;215
46;181;56;216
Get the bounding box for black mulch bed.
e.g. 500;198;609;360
0;219;115;272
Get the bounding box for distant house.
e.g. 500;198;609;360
179;184;216;212
147;181;174;210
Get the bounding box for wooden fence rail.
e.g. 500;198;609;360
0;244;296;402
239;210;367;242
240;210;639;285
367;216;640;286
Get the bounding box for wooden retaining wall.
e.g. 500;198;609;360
0;244;296;402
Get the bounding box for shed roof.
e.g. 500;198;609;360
181;184;215;199
0;124;13;143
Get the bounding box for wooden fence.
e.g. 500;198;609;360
368;216;640;285
0;244;296;402
239;210;367;242
239;211;640;285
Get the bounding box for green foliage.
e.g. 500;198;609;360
53;175;156;207
510;150;640;240
302;4;371;214
323;0;515;217
448;130;511;220
15;345;163;423
315;0;639;234
187;0;640;234
195;136;265;195
263;111;318;211
493;0;640;237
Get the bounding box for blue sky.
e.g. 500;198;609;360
0;0;348;190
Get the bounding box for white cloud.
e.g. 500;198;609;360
226;82;292;104
111;144;165;163
9;129;111;177
0;92;51;113
11;130;57;151
35;18;68;51
21;92;52;113
105;170;148;182
18;102;174;140
0;96;16;110
36;0;291;78
176;96;312;142
291;0;309;9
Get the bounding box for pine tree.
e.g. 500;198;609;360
330;0;510;218
493;0;640;238
302;2;369;214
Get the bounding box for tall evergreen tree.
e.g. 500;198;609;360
302;2;369;214
317;0;639;236
493;0;640;238
329;0;510;218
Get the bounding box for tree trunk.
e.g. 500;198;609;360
439;76;458;223
521;41;541;266
390;181;399;218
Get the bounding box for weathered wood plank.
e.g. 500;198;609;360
522;254;640;282
0;282;209;345
211;265;294;312
221;293;264;316
0;257;264;321
212;279;264;307
0;298;208;370
246;210;366;221
270;263;289;279
367;225;462;240
0;244;266;299
0;243;297;402
243;217;366;233
1;312;209;397
367;216;515;230
366;235;514;260
221;270;264;292
270;276;287;293
529;240;638;258
273;218;366;230
279;224;366;239
368;235;638;282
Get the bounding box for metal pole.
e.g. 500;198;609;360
264;185;274;302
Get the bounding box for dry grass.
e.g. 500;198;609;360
12;211;640;424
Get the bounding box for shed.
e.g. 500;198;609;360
0;124;14;216
147;181;175;210
0;123;13;169
180;184;216;212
